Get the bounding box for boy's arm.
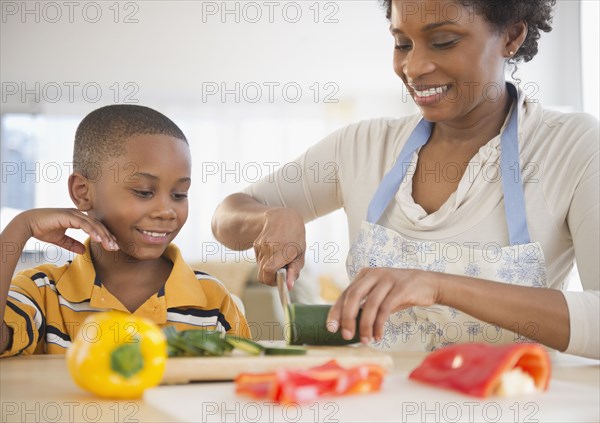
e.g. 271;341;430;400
0;216;30;352
0;323;11;352
221;293;251;339
1;209;117;355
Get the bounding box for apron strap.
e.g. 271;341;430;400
500;83;531;245
366;119;433;224
365;82;530;245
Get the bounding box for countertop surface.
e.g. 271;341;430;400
1;348;598;423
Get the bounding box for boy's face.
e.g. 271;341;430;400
88;134;191;261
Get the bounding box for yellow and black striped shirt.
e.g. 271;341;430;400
2;240;250;356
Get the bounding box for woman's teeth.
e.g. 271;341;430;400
414;85;449;98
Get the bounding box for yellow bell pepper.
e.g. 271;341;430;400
67;311;167;399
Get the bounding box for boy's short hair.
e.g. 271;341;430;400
73;104;188;177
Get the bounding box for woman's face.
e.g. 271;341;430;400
390;0;509;124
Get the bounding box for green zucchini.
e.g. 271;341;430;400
165;327;310;357
263;346;307;355
285;304;362;346
224;335;265;355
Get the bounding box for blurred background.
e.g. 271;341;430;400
1;1;598;331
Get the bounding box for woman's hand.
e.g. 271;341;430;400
18;208;118;254
327;268;443;344
253;207;306;288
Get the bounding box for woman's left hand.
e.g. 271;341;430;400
326;268;443;344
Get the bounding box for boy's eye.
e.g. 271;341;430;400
133;190;153;198
172;193;188;200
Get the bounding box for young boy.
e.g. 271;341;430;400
0;105;250;356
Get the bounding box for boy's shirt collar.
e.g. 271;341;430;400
161;242;209;309
56;239;209;321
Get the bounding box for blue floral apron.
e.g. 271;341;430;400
346;84;552;351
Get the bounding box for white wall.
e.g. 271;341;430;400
2;1;588;115
1;1;406;116
581;0;600;119
517;0;582;111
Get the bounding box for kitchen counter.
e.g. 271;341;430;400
1;349;598;422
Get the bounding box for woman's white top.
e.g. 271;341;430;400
244;94;600;359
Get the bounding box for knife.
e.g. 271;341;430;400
276;268;290;311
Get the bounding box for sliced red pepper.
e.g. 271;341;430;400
409;343;551;398
235;372;280;400
235;360;386;403
345;365;386;394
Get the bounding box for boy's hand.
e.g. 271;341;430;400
18;208;118;254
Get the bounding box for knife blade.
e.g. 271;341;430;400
276;268;290;310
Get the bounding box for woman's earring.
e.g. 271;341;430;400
509;51;515;56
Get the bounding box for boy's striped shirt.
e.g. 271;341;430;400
2;242;249;356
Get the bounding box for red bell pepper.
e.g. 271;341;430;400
409;343;551;398
235;360;386;403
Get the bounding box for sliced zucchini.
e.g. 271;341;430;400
264;346;308;355
224;335;265;355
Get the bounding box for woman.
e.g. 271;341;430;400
212;0;599;359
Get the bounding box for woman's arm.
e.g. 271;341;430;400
563;145;599;357
212;122;357;286
439;273;570;350
327;268;572;352
212;193;306;286
212;193;276;250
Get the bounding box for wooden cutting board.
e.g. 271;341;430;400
162;344;393;384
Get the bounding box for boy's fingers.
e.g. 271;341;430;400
94;224;118;250
71;219;105;247
56;236;86;255
70;212;118;250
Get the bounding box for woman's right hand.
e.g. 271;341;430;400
253;207;306;288
17;208;118;254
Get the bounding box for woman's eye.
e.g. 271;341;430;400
394;43;412;52
432;39;458;49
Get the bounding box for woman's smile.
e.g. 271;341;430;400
410;83;451;106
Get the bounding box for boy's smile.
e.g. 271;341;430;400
88;133;191;262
